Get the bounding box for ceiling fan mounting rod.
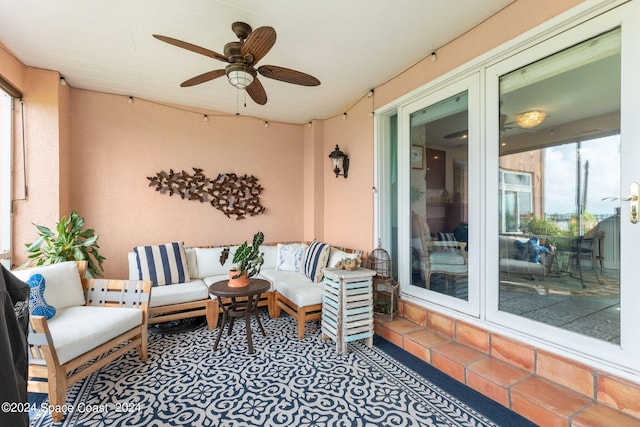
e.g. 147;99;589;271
231;21;252;41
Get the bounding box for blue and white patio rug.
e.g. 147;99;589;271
29;312;535;426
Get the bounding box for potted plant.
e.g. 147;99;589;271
228;231;265;288
21;210;106;278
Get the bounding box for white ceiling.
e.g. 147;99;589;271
0;0;515;124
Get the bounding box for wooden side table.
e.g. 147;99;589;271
209;278;270;354
321;267;376;355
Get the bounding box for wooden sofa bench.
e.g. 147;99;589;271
128;242;365;339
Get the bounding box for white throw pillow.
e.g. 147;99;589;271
260;244;278;270
12;261;86;310
276;243;307;272
328;248;361;269
194;246;237;278
184;248;199;279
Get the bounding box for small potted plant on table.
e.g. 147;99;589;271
228;231;265;288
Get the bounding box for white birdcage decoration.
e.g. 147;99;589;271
366;244;399;321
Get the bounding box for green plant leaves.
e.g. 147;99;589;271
21;210;106;278
230;231;265;278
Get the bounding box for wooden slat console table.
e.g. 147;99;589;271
321;267;376;355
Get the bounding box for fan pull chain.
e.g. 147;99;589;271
236;88;240;115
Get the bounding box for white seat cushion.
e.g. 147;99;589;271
277;281;323;307
260;245;278;270
48;306;142;364
262;270;322;307
430;264;468;274
12;261;85;310
430;252;466;265
148;280;209;307
194;247;238;278
499;258;545;275
202;274;230;287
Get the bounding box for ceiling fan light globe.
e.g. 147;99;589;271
228;70;254;89
226;64;256;89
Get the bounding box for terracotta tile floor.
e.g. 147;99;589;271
374;314;640;427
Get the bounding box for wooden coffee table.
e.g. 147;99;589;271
209;278;270;354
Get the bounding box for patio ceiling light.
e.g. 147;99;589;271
516;110;546;128
226;64;255;89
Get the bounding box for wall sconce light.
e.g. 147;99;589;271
328;144;349;179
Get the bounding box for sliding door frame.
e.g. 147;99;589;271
373;0;639;378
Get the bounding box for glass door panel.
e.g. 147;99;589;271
410;92;469;300
497;29;621;343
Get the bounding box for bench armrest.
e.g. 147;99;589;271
83;279;151;310
28;317;58;368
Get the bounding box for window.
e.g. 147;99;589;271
387;75;480;316
0;89;13;269
499;169;533;233
0;75;20;270
496;29;621;343
409;91;470;300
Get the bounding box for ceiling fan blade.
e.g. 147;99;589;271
240;26;276;65
180;70;226;87
258;65;320;86
246;77;267;105
153;34;227;62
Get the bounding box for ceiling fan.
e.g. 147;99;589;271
443;114;538;140
153;21;320;106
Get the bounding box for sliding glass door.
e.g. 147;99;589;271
398;76;480;315
376;0;640;374
486;2;640;370
496;28;621;341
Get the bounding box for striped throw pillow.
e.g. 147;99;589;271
304;240;330;283
134;242;191;287
437;232;458;251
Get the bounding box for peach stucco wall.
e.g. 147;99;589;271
322;97;375;252
67;90;305;278
11;68;64;261
303;120;325;242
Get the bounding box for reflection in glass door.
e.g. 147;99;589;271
410;92;469;300
497;29;621;343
